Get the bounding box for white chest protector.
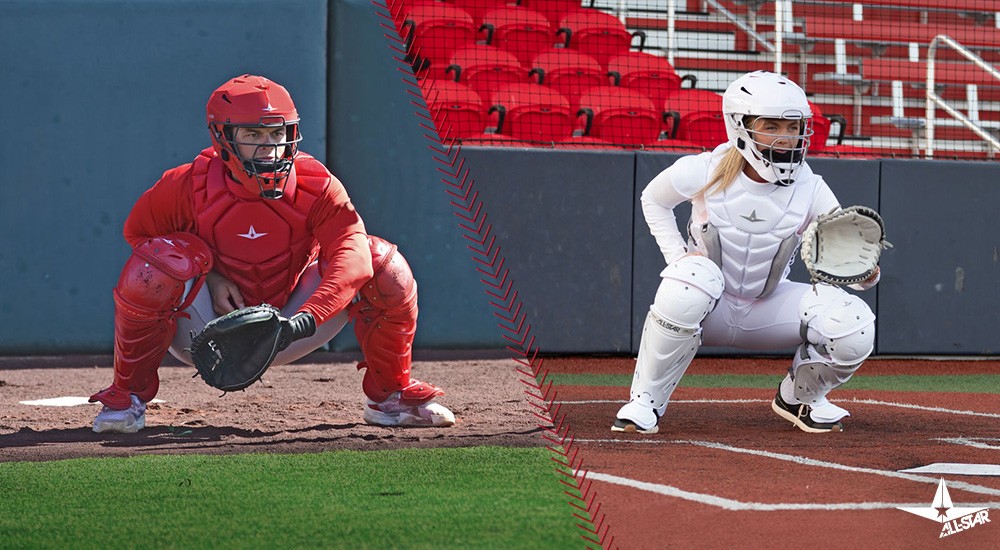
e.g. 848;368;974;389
689;158;820;299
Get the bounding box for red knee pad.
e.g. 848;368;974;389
91;233;212;409
116;233;213;313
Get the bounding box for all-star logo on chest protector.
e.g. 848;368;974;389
238;225;268;240
214;206;291;264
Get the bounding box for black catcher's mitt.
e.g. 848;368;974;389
801;205;892;286
190;305;316;392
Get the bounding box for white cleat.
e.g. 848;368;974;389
611;399;661;434
363;392;455;427
92;394;146;434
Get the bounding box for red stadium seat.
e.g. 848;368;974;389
479;6;556;66
452;0;514;26
606;52;695;110
576;86;665;146
421;80;489;140
401;4;477;74
487;82;575;142
528;49;607;112
808;101;832;152
662;90;726;148
445;45;527;102
556;10;645;68
519;0;585;27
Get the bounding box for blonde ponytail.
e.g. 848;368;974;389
696;146;745;199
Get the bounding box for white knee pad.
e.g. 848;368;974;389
799;284;875;365
653;255;725;328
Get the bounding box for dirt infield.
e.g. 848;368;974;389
0;351;541;463
546;357;1000;549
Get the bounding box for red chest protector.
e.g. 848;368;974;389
190;149;329;309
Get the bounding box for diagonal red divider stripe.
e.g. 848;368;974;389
370;2;614;547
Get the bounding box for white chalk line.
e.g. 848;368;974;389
578;438;1000;497
933;437;1000;451
559;398;1000;419
18;396;165;407
585;471;1000;512
580;439;1000;511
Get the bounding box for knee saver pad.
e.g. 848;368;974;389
799;285;875;365
826;320;875;365
359;236;417;313
115;233;213;315
652;255;724;329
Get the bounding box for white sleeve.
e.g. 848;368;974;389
641;154;708;265
810;177;841;219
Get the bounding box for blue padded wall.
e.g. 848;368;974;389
878;159;1000;354
0;0;328;353
461;147;637;353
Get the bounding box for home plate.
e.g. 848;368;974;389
19;397;165;407
899;463;1000;477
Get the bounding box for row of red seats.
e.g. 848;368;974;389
395;1;647;75
422;79;724;146
423;78;843;151
435;46;695;113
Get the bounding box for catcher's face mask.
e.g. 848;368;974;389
743;116;812;186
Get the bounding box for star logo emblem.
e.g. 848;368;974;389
237;225;268;240
897;479;991;538
741;210;765;223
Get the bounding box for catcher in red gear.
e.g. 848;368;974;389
89;74;454;433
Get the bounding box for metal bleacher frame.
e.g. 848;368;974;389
620;0;1000;158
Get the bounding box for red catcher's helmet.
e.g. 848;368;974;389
206;75;302;199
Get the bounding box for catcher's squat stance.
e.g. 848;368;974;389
90;75;454;433
613;71;887;435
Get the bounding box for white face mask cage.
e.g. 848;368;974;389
732;116;813;186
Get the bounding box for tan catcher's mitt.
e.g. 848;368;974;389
800;205;891;286
190;305;316;392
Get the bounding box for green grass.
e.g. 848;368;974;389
0;446;587;549
549;373;1000;393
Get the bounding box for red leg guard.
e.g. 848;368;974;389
353;236;442;403
90;233;212;409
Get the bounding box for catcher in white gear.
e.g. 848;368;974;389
613;71;881;434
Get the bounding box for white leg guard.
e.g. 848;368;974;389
788;344;863;407
614;256;723;433
787;284;876;413
616;310;702;430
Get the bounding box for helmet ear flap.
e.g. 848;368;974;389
221;149;229;161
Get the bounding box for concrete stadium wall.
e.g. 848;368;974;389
3;1;998;356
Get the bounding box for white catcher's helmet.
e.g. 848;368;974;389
722;71;813;186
